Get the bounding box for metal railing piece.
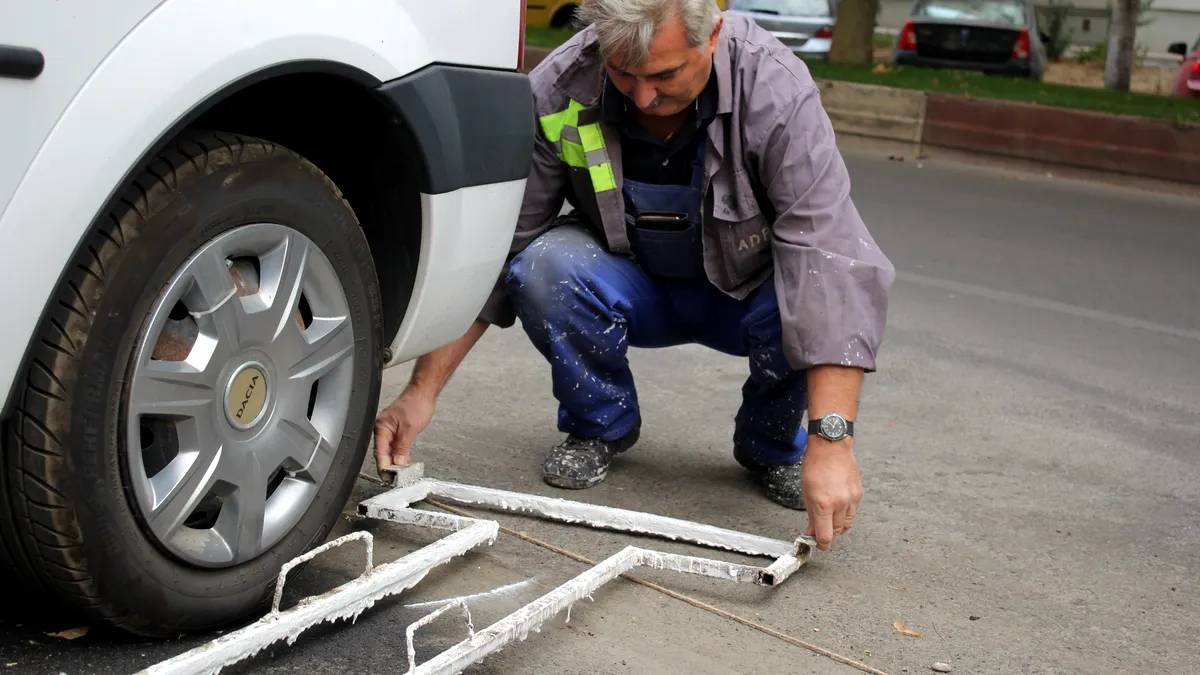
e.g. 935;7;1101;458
405;599;474;675
137;463;811;675
363;475;815;560
137;511;498;675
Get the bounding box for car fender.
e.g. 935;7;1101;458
0;0;521;412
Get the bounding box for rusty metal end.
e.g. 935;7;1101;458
229;258;305;328
152;318;198;361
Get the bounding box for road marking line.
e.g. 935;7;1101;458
898;270;1200;343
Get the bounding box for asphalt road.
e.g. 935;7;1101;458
3;146;1198;674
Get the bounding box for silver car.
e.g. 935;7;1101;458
725;0;838;59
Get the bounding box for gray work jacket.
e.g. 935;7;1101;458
478;13;896;373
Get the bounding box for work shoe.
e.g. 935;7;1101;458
542;421;641;490
733;444;806;510
756;464;806;511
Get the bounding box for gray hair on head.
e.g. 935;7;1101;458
576;0;721;67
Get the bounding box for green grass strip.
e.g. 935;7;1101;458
525;27;576;49
803;59;1200;124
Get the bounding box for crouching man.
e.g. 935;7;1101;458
374;0;895;551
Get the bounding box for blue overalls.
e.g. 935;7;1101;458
621;140;709;280
504;121;809;470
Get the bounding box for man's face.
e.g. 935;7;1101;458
604;14;722;117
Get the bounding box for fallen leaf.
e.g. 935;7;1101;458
45;627;88;640
5;664;17;668
894;620;922;638
872;64;892;74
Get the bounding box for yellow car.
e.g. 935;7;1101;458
527;0;727;29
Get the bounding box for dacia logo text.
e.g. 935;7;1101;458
235;375;260;420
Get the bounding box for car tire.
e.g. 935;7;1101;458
0;131;383;637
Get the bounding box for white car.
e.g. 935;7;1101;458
0;0;531;637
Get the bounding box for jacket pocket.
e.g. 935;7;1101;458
710;169;772;283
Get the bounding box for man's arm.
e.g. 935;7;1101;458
749;74;896;549
803;364;865;549
751;82;895;376
405;319;491;399
807;365;862;423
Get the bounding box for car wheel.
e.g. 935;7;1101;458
550;3;579;30
0;131;382;637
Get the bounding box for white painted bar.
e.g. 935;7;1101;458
136;517;498;675
414;546;645;674
418;479;813;559
412;543;807;675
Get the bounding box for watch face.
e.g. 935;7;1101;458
820;414;847;439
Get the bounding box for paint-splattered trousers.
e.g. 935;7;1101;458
505;225;808;469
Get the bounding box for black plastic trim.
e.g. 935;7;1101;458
1;60;381;418
0;45;44;80
376;64;535;194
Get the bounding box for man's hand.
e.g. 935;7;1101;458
373;388;436;482
801;437;863;551
372;319;490;482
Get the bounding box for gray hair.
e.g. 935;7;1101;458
575;0;721;67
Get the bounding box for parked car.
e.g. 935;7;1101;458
1167;37;1200;99
0;0;532;638
526;0;581;30
725;0;838;59
891;0;1048;80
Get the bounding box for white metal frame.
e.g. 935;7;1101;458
138;464;815;675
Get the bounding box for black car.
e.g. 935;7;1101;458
891;0;1048;80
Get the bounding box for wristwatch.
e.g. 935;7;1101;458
808;413;854;442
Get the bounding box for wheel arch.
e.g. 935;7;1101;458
0;60;423;420
189;67;426;355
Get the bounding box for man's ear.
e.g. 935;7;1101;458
708;16;724;51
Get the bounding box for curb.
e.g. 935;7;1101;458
815;80;925;147
921;94;1200;186
523;46;553;73
521;46;1200;188
810;82;1199;187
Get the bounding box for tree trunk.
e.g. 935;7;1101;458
828;0;880;66
1104;0;1138;91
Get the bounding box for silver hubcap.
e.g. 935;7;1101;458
126;223;356;568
